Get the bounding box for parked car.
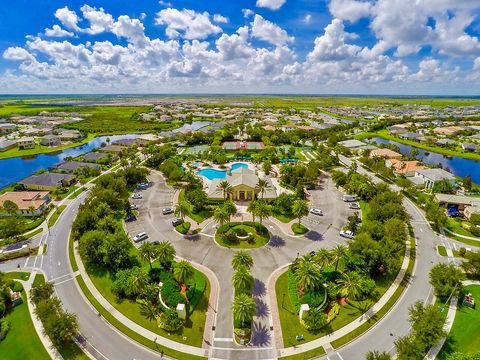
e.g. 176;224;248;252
162;207;174;215
130;204;139;210
137;183;148;190
342;194;357;202
447;207;463;218
131;193;142;199
349;202;360;210
152;241;160;245
310;208;323;216
133;232;148;242
339;230;355;239
172;218;184;227
125;214;136;222
306;184;316;190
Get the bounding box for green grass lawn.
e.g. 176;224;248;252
272;210;296;223
32;273;45;286
291;223;309;235
4;272;30;281
69;187;86;200
437;245;462;257
0;134;97;160
54;186;80;200
439;285;480;359
446;218;479;239
178;189;213;223
85;260;209;347
0;285;50;360
48;205;67;227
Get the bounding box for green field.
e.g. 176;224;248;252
439;285;480;358
0;285;50;360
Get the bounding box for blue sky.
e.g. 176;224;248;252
1;0;480;94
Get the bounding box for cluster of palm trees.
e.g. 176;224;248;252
292;245;363;301
213;200;237;227
231;251;256;330
216;178;272;201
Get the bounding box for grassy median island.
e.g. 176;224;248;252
48;205;67;227
291;223;309;235
0;283;50;360
439;285;480;359
215;221;270;248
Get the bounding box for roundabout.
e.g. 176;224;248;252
214;222;270;249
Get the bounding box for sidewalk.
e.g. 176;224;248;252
276;235;412;357
20;271;63;360
72;242;209;357
443;227;480;242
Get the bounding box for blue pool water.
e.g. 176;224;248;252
197;163;248;180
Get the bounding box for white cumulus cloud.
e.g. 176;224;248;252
328;0;372;23
256;0;287;11
44;25;74;37
251;14;294;47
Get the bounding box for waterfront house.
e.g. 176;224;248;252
461;143;478;152
435;193;480;219
207;167;277;201
99;145;126;154
51;161;101;173
338;139;367;150
433;126;465;136
0;139;17;152
17;137;35;150
40;134;61;147
436;139;456;147
369;148;402;159
386;159;427;177
58;129;82;141
398;132;423;142
82;152;111;162
19;172;76;190
0;191;50;216
414;168;456;190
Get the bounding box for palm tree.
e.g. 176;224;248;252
247;200;259;223
139;299;160;321
331;245;348;272
255;179;271;199
232;266;254;293
173;260;195;285
255;200;271;225
27;205;36;217
126;268;149;297
336;272;362;300
217;180;232;200
223;200;237;222
232;251;253;270
156;241;176;270
232;293;256;328
294;256;323;295
314;248;334;269
139;242;158;269
292;199;309;224
214;206;229;227
175;199;192;221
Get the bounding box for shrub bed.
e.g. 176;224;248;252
216;222;269;248
176;222;191;234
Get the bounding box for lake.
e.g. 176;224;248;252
370;137;480;183
0;134;139;189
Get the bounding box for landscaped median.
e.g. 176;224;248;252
47;205;67;228
276;224;416;358
215;221;270;248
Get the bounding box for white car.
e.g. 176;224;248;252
131;193;142;199
339;230;355;239
310;208;323;216
133;232;148;242
130;204;139;210
349;202;360;210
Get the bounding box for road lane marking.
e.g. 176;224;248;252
337;352;344;360
214;338;233;342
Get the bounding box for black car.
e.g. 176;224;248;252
152;241;160;245
172;218;184;227
125;214;136;222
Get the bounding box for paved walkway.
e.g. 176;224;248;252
72;241;208;357
276;232;412;357
20;271;63;360
443;227;480;243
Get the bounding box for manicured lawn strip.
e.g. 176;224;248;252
444;233;480;248
74;275;205;360
445;218;478;238
70;187;86;200
57;342;90;360
438;285;480;359
69;234;79;272
0;134;96;160
25;227;43;239
291;223;308;235
48;205;67;227
23;217;44;232
85;260;208;347
280;346;326;360
438;245;448;256
4;271;30;281
33;273;45;286
331;227;416;349
176;221;191;234
0;286;50;360
272;210;296;223
355;129;480;162
54;186;79;200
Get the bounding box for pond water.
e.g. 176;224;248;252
370;137;480;183
0;134;139;189
197;162;249;180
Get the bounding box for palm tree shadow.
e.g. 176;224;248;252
269;235;285;248
252;279;266;297
254;299;270;319
250;322;271;347
305;231;323;241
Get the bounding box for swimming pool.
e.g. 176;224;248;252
197;163;248;180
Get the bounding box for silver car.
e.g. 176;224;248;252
310;208;323;216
